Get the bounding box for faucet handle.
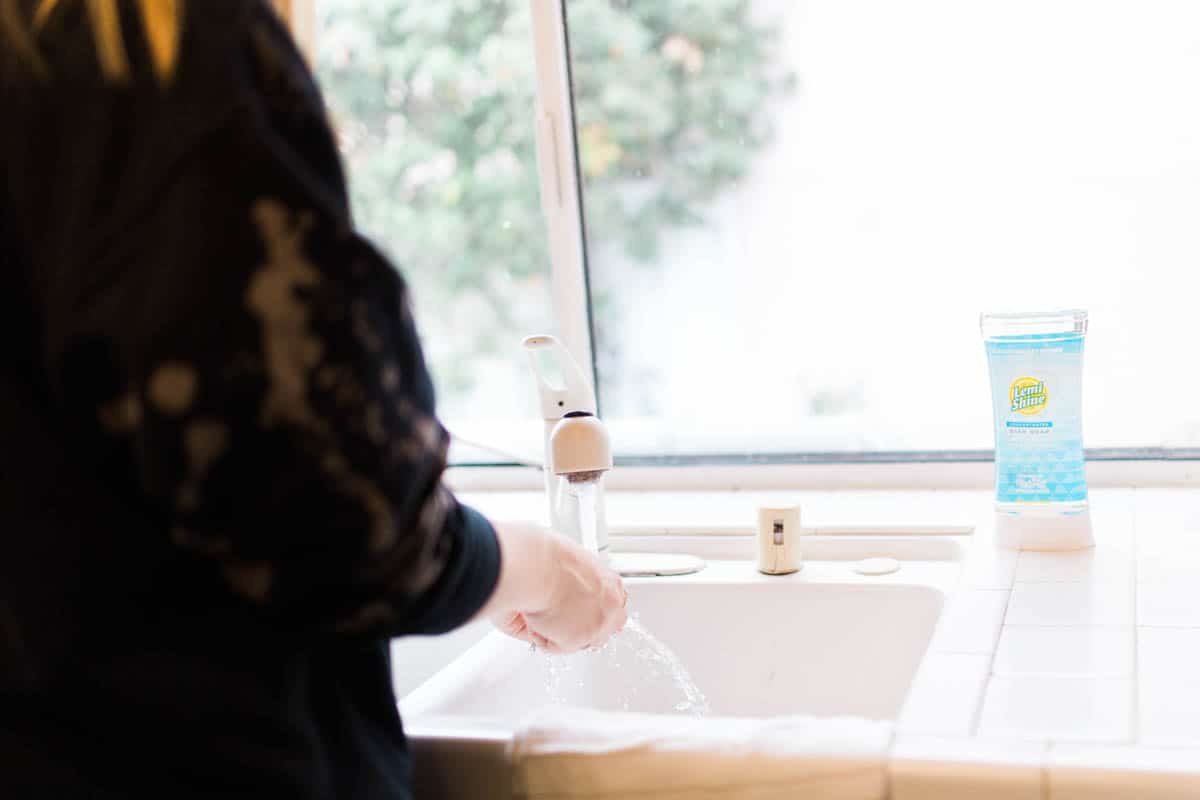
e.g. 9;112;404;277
523;334;597;421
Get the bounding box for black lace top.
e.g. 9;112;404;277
0;2;499;797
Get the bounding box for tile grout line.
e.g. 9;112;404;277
966;566;1014;736
1041;491;1136;796
1130;487;1141;746
992;623;1134;629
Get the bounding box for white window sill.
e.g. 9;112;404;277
445;459;1200;495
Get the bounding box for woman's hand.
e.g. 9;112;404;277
483;522;627;654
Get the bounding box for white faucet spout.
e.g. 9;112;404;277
548;412;612;553
524;334;611;553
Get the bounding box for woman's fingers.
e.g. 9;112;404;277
495;611;538;644
534;633;564;654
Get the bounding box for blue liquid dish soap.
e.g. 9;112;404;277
981;310;1094;550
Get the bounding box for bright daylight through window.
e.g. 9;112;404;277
315;0;555;463
318;1;1200;464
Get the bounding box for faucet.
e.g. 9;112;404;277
523;335;612;553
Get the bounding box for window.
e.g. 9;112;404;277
312;1;1200;466
314;1;554;463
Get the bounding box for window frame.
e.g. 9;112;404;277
528;0;598;392
301;1;1200;488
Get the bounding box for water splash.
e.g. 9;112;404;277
545;650;566;705
535;475;708;716
537;611;710;717
623;615;710;716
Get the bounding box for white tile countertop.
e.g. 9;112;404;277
435;486;1200;798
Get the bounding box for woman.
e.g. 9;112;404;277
0;1;627;797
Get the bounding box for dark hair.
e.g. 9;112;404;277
0;0;184;82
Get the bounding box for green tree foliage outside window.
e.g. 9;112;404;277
316;0;790;412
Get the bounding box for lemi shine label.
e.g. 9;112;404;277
986;335;1087;504
1009;377;1047;415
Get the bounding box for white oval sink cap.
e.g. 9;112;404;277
609;553;705;577
853;557;900;576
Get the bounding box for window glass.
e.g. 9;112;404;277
567;0;1200;456
316;0;552;462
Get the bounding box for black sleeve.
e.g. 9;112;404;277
4;0;500;638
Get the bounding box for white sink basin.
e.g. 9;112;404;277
401;535;962;799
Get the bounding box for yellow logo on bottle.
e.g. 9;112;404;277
1010;377;1048;415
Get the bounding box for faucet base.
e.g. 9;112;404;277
608;552;706;578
